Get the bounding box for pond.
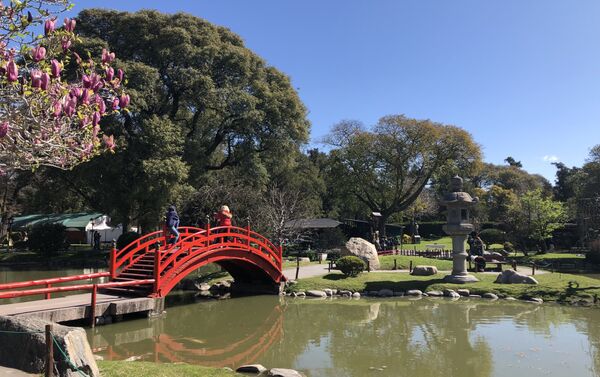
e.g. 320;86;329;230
87;295;600;377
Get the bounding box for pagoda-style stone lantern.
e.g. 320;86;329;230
442;176;479;283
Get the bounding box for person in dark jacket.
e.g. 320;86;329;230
165;205;180;245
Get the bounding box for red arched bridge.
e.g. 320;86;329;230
0;225;285;324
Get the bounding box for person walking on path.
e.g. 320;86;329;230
165;205;180;245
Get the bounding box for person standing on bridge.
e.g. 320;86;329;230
215;205;233;227
165;205;180;245
214;205;233;243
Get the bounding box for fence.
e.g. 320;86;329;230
378;248;452;259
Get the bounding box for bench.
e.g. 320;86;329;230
469;255;509;272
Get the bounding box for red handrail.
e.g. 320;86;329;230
0;278;154;299
0;272;110;291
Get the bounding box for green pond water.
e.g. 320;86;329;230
87;295;600;377
2;268;600;376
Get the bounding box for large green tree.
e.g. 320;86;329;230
326;115;481;237
508;189;567;252
27;9;311;231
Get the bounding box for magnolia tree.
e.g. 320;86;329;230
0;0;128;173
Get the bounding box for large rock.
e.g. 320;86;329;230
410;266;438;276
0;316;99;377
340;238;380;270
236;364;267;373
494;270;539;285
306;290;327;298
268;368;306;377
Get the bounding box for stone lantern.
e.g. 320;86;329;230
442;176;479;283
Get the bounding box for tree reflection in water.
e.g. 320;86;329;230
87;296;600;377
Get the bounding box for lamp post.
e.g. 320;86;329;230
442;176;479;283
6;216;13;253
90;218;94;248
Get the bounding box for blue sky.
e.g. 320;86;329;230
68;1;600;181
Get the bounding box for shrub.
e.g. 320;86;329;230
336;256;366;277
314;228;347;250
585;240;600;265
117;231;141;250
28;223;68;255
479;228;507;245
503;242;515;253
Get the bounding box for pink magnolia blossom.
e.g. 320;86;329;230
30;69;42;88
53;101;62;117
81;89;90;105
40;72;50;90
92;125;100;139
6;59;17;82
51;59;61;78
105;67;114;82
73;52;82;65
103;134;115;151
63;18;76;32
70;87;82;98
92;112;101;127
112;98;120;110
101;49;115;64
44;18;56;35
61;37;72;52
96;97;106;115
0;121;9;138
119;94;130;108
117;69;124;83
64;96;77;117
31;46;46;62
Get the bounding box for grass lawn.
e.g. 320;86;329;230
282;259;320;269
378;255;453;270
0;249;107;264
290;271;600;303
98;361;240;377
397;236;457;251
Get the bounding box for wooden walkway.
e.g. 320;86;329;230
0;293;163;323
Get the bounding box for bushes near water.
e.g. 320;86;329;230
28;223;68;255
336;256;366;277
117;231;141;250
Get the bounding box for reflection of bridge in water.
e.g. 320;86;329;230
90;300;285;368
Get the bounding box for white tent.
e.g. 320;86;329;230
85;215;123;244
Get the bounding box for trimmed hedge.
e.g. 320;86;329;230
479;228;507;245
117;231;141;250
336;256;366;277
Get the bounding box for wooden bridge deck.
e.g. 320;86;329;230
0;293;163;323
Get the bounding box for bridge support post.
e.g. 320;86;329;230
153;249;161;295
110;245;117;280
148;297;165;318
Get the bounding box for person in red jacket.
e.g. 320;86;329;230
214;205;233;243
214;205;233;227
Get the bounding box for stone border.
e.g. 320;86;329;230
284;287;545;305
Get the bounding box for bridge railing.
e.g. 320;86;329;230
0;272;110;300
158;225;282;276
111;227;204;278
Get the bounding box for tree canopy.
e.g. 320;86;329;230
19;9;312;231
326;115;481;235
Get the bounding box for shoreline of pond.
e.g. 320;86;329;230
286;271;600;307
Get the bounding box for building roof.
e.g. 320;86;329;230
284;218;342;229
12;212;104;230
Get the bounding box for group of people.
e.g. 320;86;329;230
164;205;233;245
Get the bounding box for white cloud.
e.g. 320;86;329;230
542;155;559;163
